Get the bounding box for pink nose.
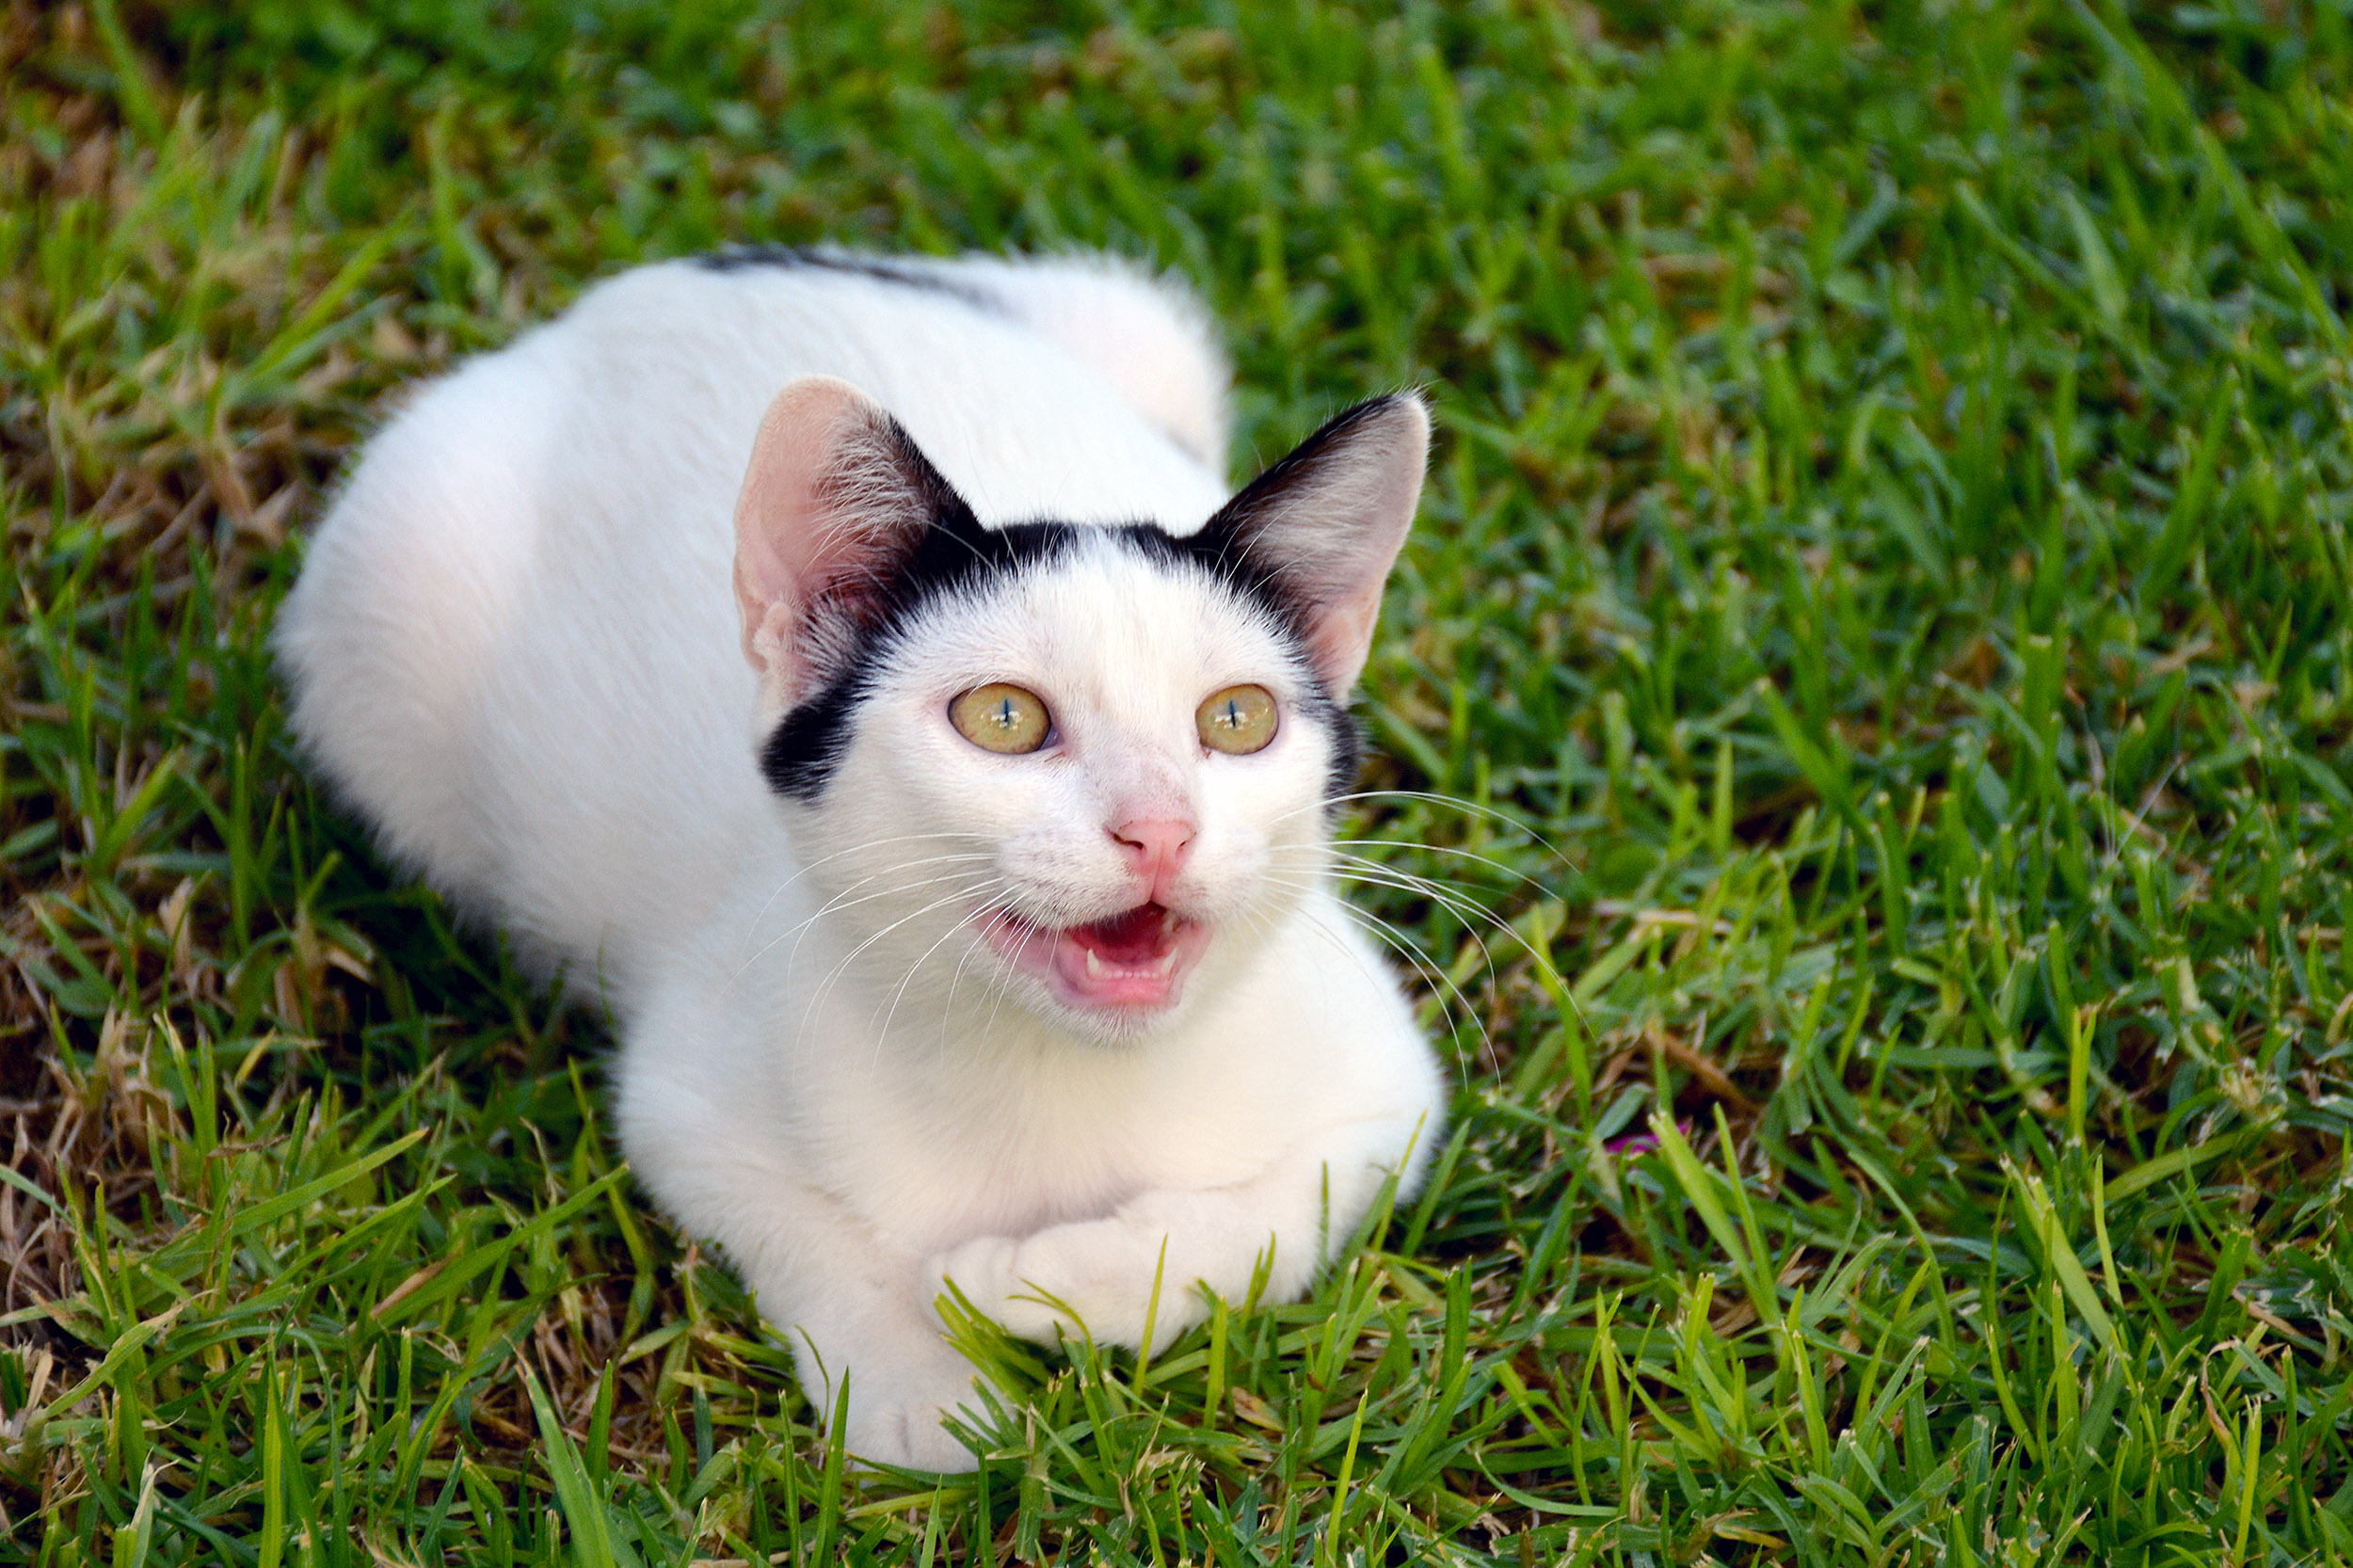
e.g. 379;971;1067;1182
1109;817;1196;899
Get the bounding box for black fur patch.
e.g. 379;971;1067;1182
759;401;1396;805
695;246;1003;314
1115;525;1362;801
758;424;1074;801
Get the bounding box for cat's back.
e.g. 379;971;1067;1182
517;254;1231;525
278;251;1231;991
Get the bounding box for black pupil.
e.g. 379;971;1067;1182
996;699;1015;727
1223;701;1240;727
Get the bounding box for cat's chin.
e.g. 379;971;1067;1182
973;902;1212;1018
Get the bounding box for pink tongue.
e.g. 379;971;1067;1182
1074;904;1167;963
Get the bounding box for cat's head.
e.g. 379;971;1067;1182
731;376;1426;1041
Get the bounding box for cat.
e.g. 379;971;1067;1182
275;247;1446;1471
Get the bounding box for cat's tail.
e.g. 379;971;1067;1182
938;253;1232;475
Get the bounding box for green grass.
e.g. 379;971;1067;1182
8;0;2353;1560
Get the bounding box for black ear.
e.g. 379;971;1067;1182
732;376;968;715
1197;393;1428;691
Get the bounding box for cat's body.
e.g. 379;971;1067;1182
277;249;1443;1470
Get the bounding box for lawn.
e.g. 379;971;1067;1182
8;0;2353;1560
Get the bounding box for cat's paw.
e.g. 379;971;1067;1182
930;1234;1072;1344
930;1225;1195;1350
841;1352;988;1473
844;1393;982;1474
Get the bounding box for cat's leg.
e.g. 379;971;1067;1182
929;1112;1431;1352
619;1078;989;1471
671;1171;990;1471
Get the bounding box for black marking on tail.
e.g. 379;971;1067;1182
695;246;1004;314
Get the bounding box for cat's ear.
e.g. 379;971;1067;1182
1201;392;1428;693
732;376;958;712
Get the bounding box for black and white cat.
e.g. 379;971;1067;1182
276;248;1445;1470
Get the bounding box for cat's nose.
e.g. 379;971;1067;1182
1109;817;1196;899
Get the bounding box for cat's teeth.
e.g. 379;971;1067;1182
1150;951;1177;977
1084;948;1107;979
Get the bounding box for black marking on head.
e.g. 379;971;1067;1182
758;456;1080;801
1112;526;1362;800
696;246;1004;314
1170;397;1409;648
1311;695;1367;802
760;394;1410;805
758;505;1365;806
1186;395;1410;571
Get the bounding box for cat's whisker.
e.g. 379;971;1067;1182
936;910;999;1054
1280;835;1555;895
730;855;1000;976
794;876;1002;1000
1315;862;1513;938
669;831;996;920
1276;788;1576;982
1269;840;1530;990
1270;861;1535;937
1254;872;1497;1079
840;900;1016;1077
785;856;1005;934
795;878;1007;1044
743;835;997;929
727;861;1004;994
1282;908;1483;1091
1257;888;1469;1032
1230;896;1389;1008
1328;876;1513;1033
872;876;1020;1052
1266;840;1541;926
756;846;1000;927
1306;788;1575;860
1325;885;1511;960
729;861;996;986
1321;846;1513;899
763;853;1002;941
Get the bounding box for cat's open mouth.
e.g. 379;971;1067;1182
975;902;1210;1011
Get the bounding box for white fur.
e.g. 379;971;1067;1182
276;252;1443;1471
930;252;1232;467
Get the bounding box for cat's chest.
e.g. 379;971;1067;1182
807;1029;1276;1251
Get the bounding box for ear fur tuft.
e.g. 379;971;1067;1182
732;376;967;721
1197;392;1428;693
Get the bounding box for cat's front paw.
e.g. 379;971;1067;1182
930;1234;1072;1345
845;1392;981;1473
841;1352;989;1473
930;1224;1198;1350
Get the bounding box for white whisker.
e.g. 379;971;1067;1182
796;878;1007;1048
724;857;1002;993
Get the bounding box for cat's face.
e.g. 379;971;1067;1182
785;534;1348;1032
732;377;1426;1042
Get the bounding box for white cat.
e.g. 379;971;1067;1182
276;248;1446;1471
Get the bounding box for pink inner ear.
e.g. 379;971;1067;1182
1226;394;1429;694
1306;594;1387;695
730;376;912;695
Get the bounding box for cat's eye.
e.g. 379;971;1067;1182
950;683;1052;754
1197;685;1278;755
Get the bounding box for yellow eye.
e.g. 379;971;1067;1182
950;683;1051;753
1197;684;1278;754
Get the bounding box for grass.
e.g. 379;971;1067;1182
7;0;2353;1560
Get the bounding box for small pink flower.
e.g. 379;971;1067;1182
1604;1118;1692;1158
